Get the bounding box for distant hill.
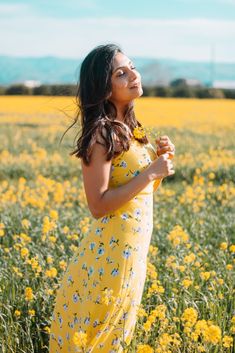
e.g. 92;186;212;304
0;55;235;87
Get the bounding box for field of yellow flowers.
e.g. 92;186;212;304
0;96;235;353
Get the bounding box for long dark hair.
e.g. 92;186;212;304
60;43;149;166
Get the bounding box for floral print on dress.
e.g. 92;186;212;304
49;139;162;353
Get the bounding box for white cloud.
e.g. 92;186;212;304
0;3;31;15
0;16;234;62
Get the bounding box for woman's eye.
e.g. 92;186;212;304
117;66;136;77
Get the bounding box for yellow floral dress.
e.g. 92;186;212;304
49;138;162;353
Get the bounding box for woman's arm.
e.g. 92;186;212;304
81;135;163;219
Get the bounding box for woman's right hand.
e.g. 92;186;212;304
148;152;175;180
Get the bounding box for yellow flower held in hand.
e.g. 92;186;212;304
133;126;146;139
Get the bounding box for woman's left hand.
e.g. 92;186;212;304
155;135;175;159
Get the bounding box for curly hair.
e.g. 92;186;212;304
60;43;149;165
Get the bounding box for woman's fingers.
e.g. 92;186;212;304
157;145;175;154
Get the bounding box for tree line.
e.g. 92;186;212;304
1;79;235;99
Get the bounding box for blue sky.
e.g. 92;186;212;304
0;0;235;62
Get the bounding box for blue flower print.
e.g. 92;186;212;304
57;336;63;346
58;315;63;328
111;267;119;277
95;227;103;236
134;208;141;218
73;256;79;264
101;216;109;224
72;293;79;303
66;332;70;341
129;268;135;279
93;319;100;328
97;246;105;256
98;267;104;276
109;236;119;248
88;266;94;277
121;213;129;221
82;262;87;270
122;311;128;320
112;337;120;346
120;160;127;168
106;256;114;264
94;294;101;304
74;315;79;325
133;170;140;176
96;243;105;260
84;316;90;325
68;321;74;329
146;156;151;164
92;279;100;287
67;275;74;286
122;281;130;289
89;242;96;251
122;248;131;259
80;250;85;257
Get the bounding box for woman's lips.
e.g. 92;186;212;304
130;82;141;89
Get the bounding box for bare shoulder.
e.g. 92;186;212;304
81;128;113;218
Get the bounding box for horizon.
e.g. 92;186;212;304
1;53;235;65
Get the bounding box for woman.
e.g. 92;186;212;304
49;43;175;353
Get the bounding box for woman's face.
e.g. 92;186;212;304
108;52;143;105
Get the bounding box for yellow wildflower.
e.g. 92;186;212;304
182;278;193;289
229;244;235;253
21;219;31;229
49;209;58;220
21;247;29;258
204;324;221;344
14;310;21;317
167;225;189;246
137;344;154;353
226;264;233;270
181;307;198;327
184;252;196;264
220;242;228;250
200;271;211;281
45;267;57;278
143;320;152;332
25;287;34;301
44;326;50;334
222;335;233;348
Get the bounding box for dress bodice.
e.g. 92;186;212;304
109;138;161;194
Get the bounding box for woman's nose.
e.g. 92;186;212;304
130;69;138;81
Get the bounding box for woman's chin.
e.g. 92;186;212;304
130;87;143;98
